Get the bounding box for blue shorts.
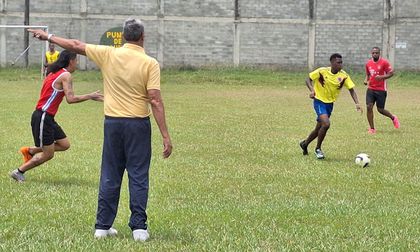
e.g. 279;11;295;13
313;99;334;122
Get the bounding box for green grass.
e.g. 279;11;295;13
0;67;419;251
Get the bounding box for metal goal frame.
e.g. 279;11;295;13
0;25;49;77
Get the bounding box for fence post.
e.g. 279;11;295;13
157;0;164;67
233;0;240;67
383;0;396;67
79;0;87;70
308;0;316;70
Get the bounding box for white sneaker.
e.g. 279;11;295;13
94;227;118;238
10;169;25;182
133;229;149;242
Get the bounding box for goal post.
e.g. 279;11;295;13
0;25;48;77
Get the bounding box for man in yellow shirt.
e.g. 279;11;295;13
44;43;60;72
299;53;362;159
28;18;172;242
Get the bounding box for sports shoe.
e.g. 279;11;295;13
315;148;325;159
19;147;33;163
299;140;308;155
392;115;400;129
94;227;118;239
133;229;149;242
368;128;376;134
10;169;25;182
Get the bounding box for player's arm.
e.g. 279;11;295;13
61;73;103;103
376;70;394;81
28;29;87;55
364;64;370;85
348;88;362;113
305;77;315;99
375;61;394;81
148;89;172;158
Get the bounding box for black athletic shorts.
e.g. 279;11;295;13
31;110;66;147
366;89;387;109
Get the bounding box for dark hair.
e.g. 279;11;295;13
372;46;381;51
47;50;77;74
123;18;144;42
330;53;342;62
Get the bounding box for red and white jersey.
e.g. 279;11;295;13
365;57;393;91
36;68;68;115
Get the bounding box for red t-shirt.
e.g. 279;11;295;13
36;68;68;115
365;58;393;91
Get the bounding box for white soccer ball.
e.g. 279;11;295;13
355;153;370;168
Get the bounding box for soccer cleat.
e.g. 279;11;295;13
299;140;308;155
368;128;376;134
94;227;118;239
10;169;25;182
315;148;325;159
133;229;149;242
392;115;400;129
19;147;33;163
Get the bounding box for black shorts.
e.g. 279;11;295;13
366;89;387;109
31;110;66;147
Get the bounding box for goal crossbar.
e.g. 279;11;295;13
0;25;48;29
0;25;49;78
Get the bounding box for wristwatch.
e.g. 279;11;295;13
47;34;54;42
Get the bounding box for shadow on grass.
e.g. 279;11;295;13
300;155;354;167
30;176;97;188
376;129;402;135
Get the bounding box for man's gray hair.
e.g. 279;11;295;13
123;18;144;42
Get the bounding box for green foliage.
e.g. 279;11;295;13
0;68;419;251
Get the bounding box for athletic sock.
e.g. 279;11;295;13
17;168;25;174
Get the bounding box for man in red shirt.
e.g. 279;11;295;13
364;47;399;134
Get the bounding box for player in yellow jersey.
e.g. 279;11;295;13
299;53;362;159
44;43;60;74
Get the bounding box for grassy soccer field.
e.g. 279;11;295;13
0;67;419;251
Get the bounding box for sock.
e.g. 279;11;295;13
17;168;25;174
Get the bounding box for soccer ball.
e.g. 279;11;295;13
355;153;370;167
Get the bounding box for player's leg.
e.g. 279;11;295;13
377;107;393;118
366;89;376;133
11;110;55;181
51;120;70;151
10;144;55;182
54;138;70;151
18;144;55;172
125;117;151;239
20;120;70;163
376;91;392;118
376;91;399;128
21;138;68;163
315;114;330;150
95;117;126;235
314;100;333;159
302;122;321;147
300;99;324;155
301;99;331;159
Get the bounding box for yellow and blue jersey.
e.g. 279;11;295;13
309;67;355;103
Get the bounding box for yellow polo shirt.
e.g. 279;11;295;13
309;67;355;103
45;51;60;64
86;43;160;117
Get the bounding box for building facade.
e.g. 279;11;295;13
1;0;419;70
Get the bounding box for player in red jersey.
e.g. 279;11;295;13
10;50;103;182
364;47;399;134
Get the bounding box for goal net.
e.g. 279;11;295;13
0;25;48;77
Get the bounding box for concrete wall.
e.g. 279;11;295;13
1;0;419;70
